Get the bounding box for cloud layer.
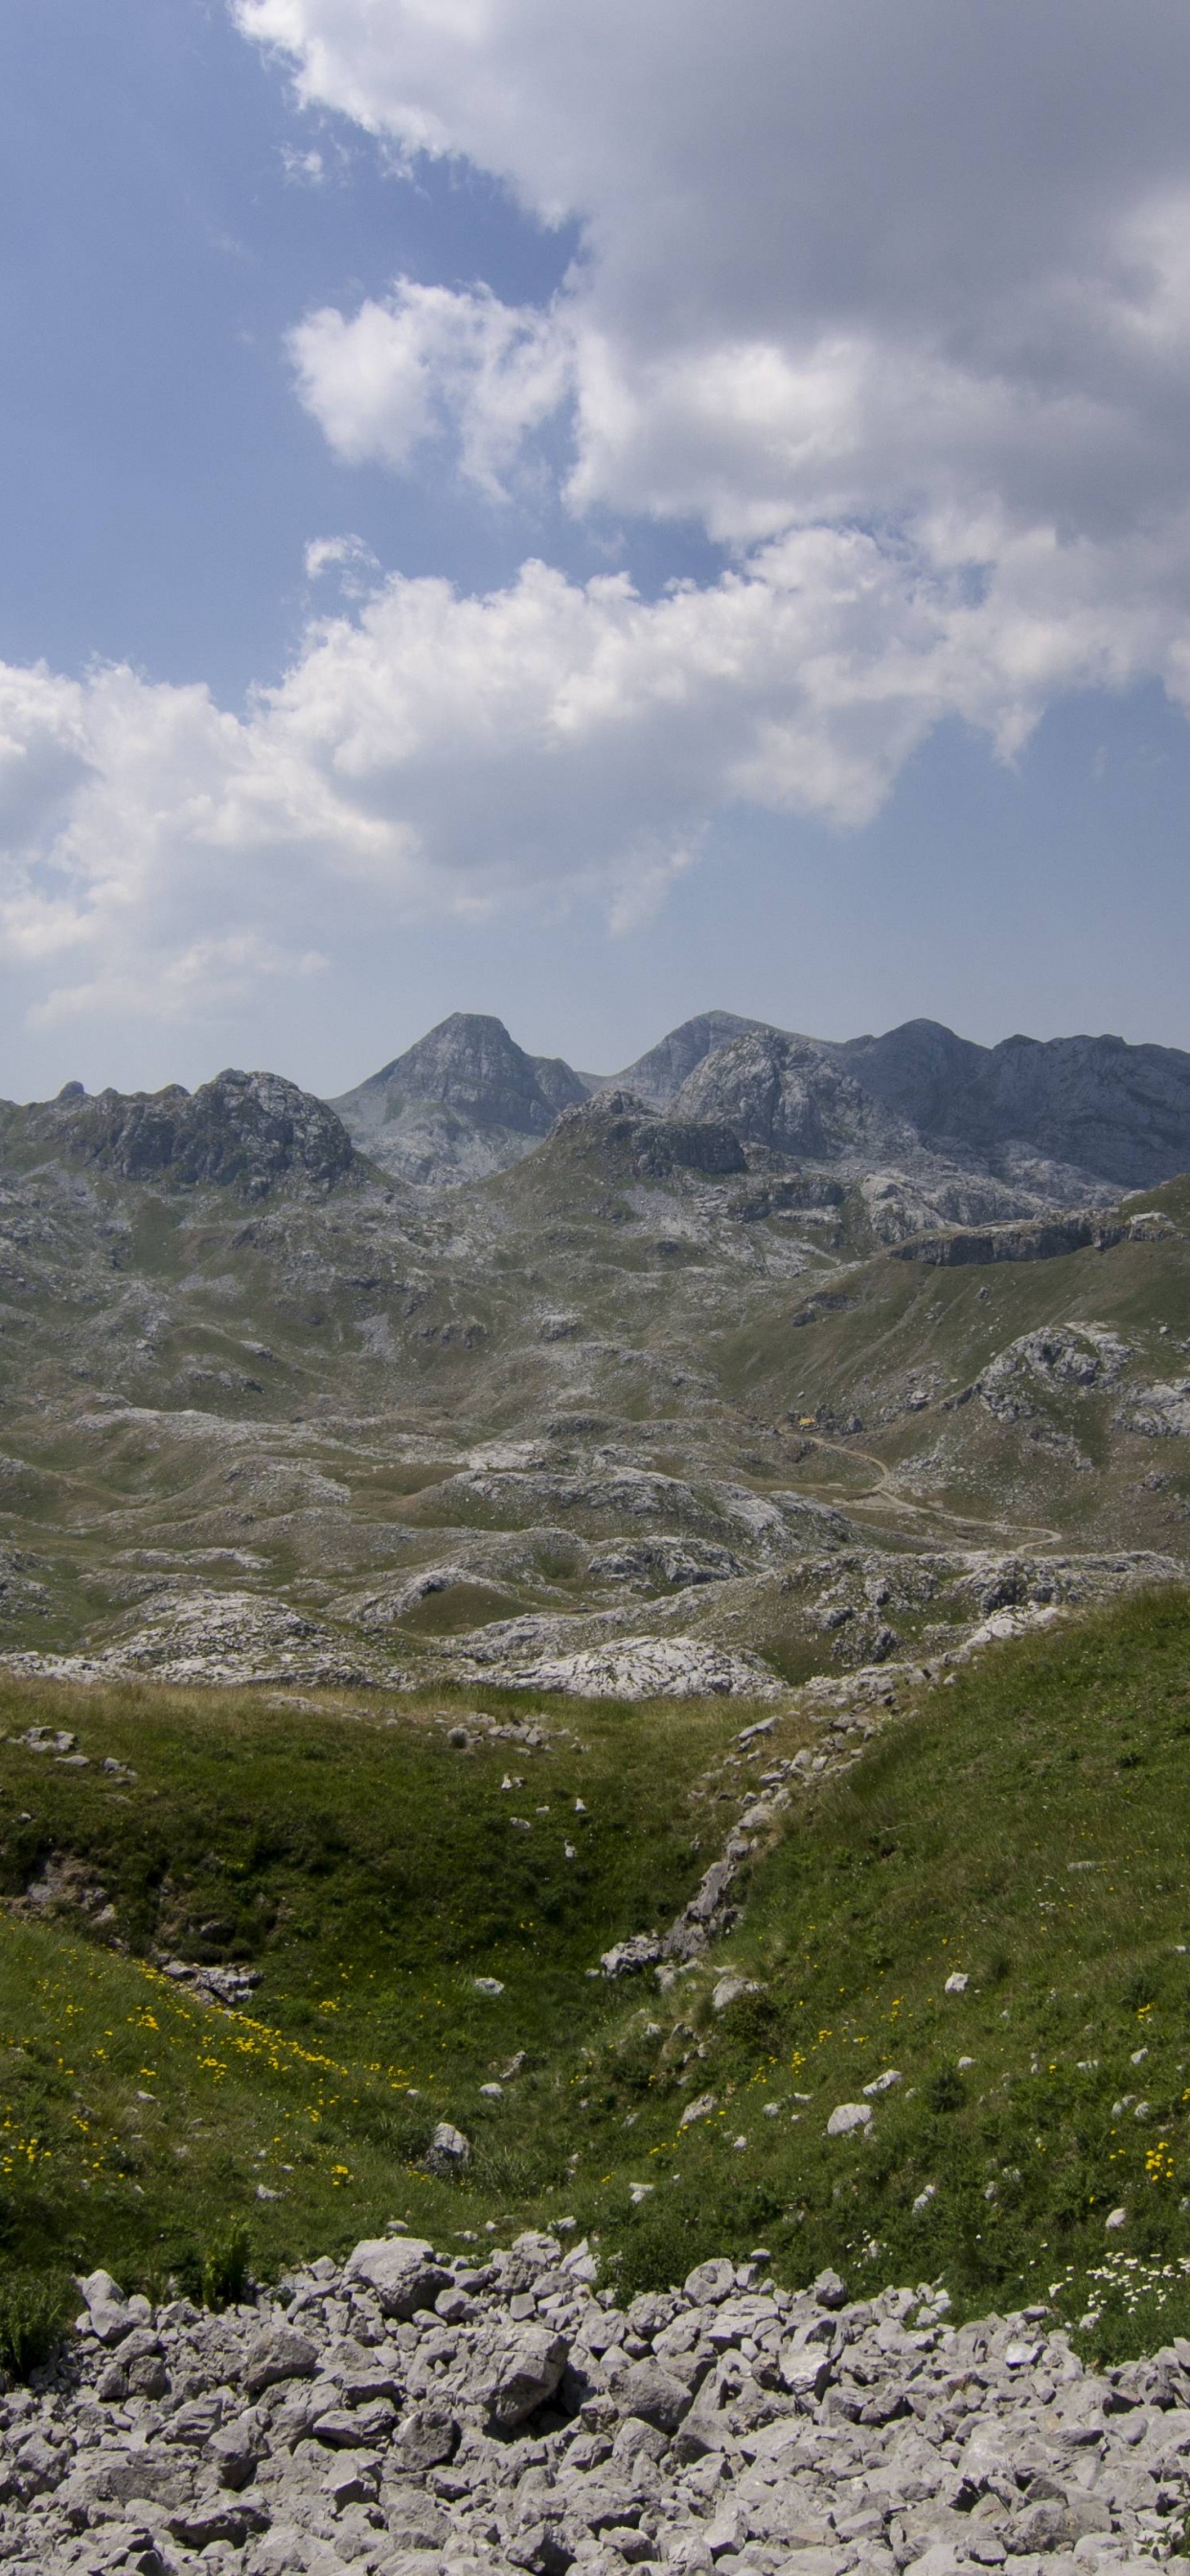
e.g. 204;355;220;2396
6;506;1190;1030
250;0;1190;547
9;1;1190;1038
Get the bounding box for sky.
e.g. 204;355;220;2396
3;0;1190;1100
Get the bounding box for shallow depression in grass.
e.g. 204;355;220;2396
2;1591;1190;2362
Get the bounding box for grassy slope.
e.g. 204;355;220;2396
0;1677;749;2292
4;1589;1190;2358
606;1583;1190;2357
715;1188;1190;1553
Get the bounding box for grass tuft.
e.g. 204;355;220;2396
0;2266;74;2380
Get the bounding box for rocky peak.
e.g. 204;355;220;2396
609;1009;785;1107
542;1091;747;1179
834;1020;1190;1188
330;1013;591;1184
30;1068;355;1197
335;1013;588;1137
673;1028;911;1165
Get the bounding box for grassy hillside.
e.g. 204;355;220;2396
606;1581;1190;2359
719;1179;1190;1556
2;1589;1190;2360
0;1676;747;2293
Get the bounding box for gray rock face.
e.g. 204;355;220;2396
23;1070;355;1197
332;1012;591;1184
606;2356;692;2431
459;2319;569;2426
0;1586;390;1692
891;1209;1126;1266
609;1012;785;1108
835;1016;1190;1188
240;2324;318;2397
672;1031;911;1166
343;2237;450;2318
548;1092;746;1179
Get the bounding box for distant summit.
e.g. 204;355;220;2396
832;1020;1190;1190
608;1011;784;1107
673;1029;911;1165
326;1006;1190;1193
331;1012;590;1184
14;1069;355;1198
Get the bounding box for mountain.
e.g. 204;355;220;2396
515;1088;747;1184
325;1006;1190;1196
1;1068;356;1198
671;1027;909;1164
608;1009;784;1106
331;1011;591;1184
832;1019;1190;1189
2;1006;1190;2326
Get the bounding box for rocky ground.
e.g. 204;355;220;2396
8;2227;1190;2576
0;1053;1188;1696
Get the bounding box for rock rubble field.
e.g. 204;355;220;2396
8;2228;1190;2576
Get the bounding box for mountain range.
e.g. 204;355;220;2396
0;998;1186;1695
2;1002;1190;2328
319;1006;1190;1200
9;1004;1190;1217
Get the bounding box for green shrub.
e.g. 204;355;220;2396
926;2066;967;2114
200;2220;251;2312
613;2197;722;2301
468;2139;564;2196
0;2268;74;2380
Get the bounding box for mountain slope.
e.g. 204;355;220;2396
0;1069;357;1198
834;1019;1190;1188
673;1027;911;1163
7;1586;1190;2360
609;1009;785;1106
332;1011;591;1184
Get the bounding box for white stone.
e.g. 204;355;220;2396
826;2102;872;2136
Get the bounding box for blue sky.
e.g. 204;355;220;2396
2;0;1190;1099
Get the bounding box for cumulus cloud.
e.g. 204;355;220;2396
9;0;1190;1031
240;0;1190;544
291;281;571;494
5;510;1190;1027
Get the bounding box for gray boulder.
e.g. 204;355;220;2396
684;2259;736;2306
389;2402;460;2474
424;2119;471;2174
460;2322;569;2427
608;2358;692;2432
345;2236;451;2318
241;2322;319;2397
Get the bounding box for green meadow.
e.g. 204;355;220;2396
2;1583;1190;2361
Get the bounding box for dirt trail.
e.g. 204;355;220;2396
786;1425;1064;1552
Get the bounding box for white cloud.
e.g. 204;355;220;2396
290;279;571;494
7;0;1190;1035
304;532;382;595
239;2;1190;536
237;0;1190;763
4;508;1190;1028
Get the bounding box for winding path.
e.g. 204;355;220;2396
779;1421;1064;1552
